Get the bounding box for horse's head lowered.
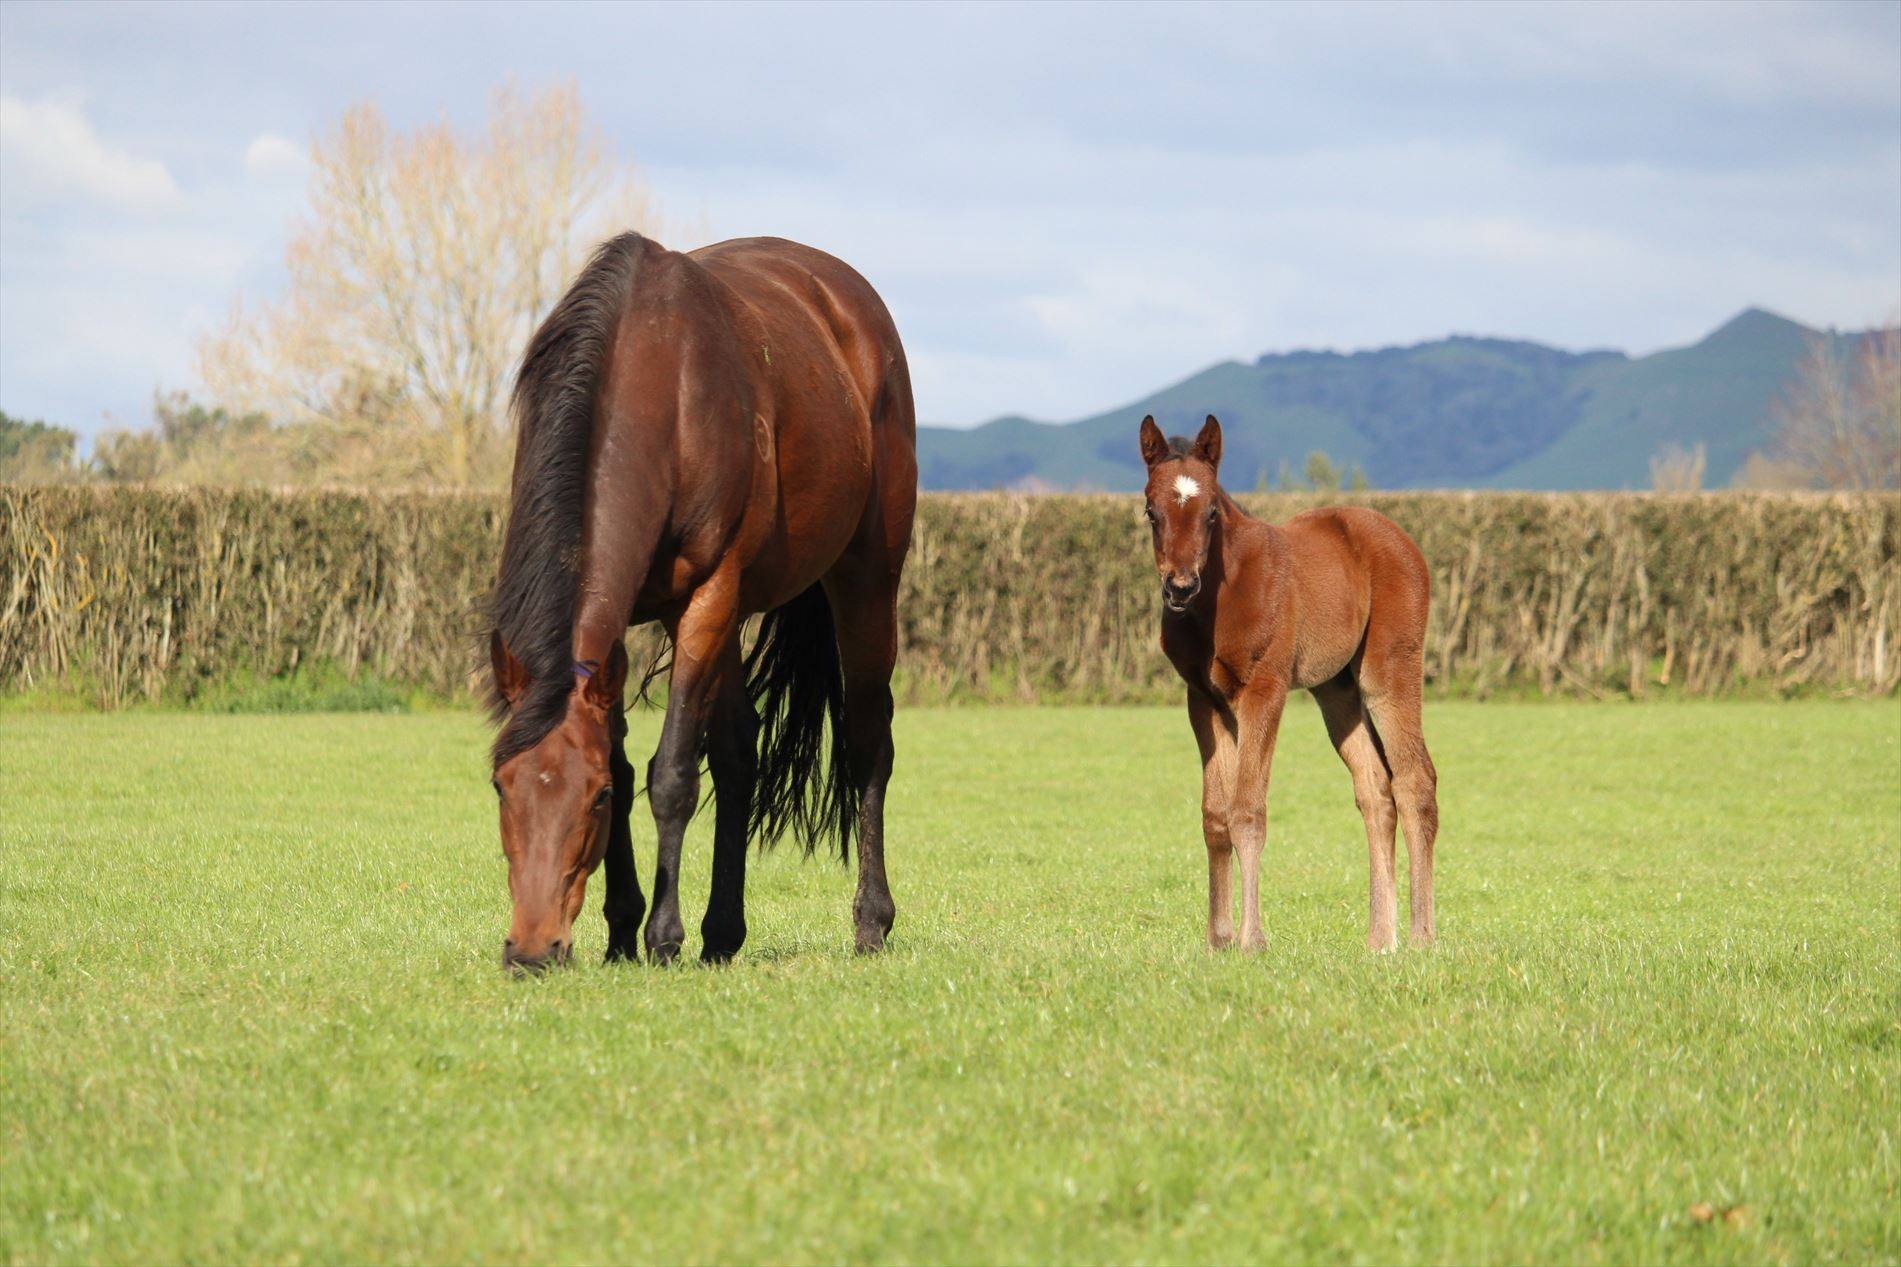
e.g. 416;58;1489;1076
487;632;627;973
1138;414;1225;613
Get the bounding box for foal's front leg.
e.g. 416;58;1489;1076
1187;690;1237;949
1229;674;1289;952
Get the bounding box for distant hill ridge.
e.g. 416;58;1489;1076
916;308;1865;491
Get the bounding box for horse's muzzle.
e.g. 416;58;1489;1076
502;937;572;975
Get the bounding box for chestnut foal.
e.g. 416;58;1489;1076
1139;415;1438;952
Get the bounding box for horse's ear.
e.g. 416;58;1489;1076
583;639;628;711
1193;415;1222;471
490;631;530;708
1138;415;1168;467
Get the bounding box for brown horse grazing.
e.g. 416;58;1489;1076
1138;414;1438;953
486;232;916;972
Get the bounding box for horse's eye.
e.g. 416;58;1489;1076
593;786;613;811
491;777;503;799
1207;506;1219;524
1144;505;1157;524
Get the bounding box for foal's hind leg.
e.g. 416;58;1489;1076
701;641;758;963
1359;647;1438;946
1313;678;1398;953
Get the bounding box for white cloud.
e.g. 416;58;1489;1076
244;132;308;182
0;94;181;208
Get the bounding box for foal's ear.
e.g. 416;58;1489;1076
1192;415;1222;470
1138;415;1168;467
582;639;628;711
489;631;530;709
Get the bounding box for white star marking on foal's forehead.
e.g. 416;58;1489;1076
1172;474;1201;505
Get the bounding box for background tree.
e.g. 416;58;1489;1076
199;83;669;487
0;412;81;483
1264;451;1369;492
1770;327;1901;490
1648;441;1706;492
1303;450;1343;493
92;393;276;484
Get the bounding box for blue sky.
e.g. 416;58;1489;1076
2;0;1896;440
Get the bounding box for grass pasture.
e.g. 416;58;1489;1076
2;701;1897;1264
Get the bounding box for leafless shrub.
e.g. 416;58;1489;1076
4;488;1896;706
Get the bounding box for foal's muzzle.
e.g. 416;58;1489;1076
502;937;572;975
1163;575;1202;611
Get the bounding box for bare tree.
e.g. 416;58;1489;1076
199;83;669;487
1771;327;1901;491
1648;441;1706;492
1729;451;1811;491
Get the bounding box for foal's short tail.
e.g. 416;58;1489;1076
746;583;860;860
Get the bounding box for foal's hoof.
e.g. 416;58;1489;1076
854;926;890;955
646;940;683;966
603;936;641;965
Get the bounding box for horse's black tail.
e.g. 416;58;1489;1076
746;583;859;860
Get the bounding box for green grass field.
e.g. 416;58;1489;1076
3;702;1897;1265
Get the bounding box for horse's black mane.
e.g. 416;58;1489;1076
485;233;646;766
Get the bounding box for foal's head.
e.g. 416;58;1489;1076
488;633;628;973
1138;414;1225;613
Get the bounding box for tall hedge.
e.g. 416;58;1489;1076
3;485;1896;705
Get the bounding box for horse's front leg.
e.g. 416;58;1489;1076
645;571;741;965
1187;689;1238;949
601;703;647;962
1229;674;1289;953
700;641;758;964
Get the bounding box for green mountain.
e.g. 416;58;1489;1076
917;308;1855;491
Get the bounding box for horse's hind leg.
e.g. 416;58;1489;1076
1314;678;1399;953
701;642;758;964
1359;642;1438;946
601;702;647;963
823;564;903;954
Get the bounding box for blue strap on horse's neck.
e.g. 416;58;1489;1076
573;659;599;678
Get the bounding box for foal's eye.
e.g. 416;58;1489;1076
491;777;503;799
592;786;613;812
1143;505;1157;525
1207;506;1219;524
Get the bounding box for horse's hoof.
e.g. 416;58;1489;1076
646;941;683;966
